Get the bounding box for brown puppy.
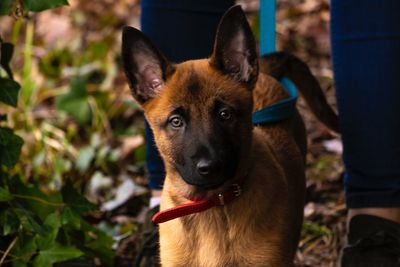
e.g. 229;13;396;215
122;6;338;267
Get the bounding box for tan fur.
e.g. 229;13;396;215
159;127;302;267
137;56;335;266
121;9;339;265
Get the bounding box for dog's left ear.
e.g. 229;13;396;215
122;26;173;105
210;5;258;89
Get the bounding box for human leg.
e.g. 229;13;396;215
331;0;400;265
331;0;400;220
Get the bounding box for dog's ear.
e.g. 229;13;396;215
122;26;173;104
210;5;258;89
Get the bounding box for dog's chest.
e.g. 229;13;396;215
160;210;232;266
160;209;284;267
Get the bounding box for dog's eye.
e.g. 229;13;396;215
218;108;232;120
168;115;184;128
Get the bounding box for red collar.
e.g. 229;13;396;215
152;183;243;224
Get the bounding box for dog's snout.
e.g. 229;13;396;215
196;158;218;177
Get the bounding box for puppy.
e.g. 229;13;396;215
122;5;338;267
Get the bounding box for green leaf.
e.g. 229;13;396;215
87;42;108;60
0;78;20;107
32;243;83;267
0;187;13;201
81;221;115;266
12;236;37;265
13;203;48;236
1;42;14;79
75;146;95;173
35;212;61;250
0;0;13;15
22;0;69;12
8;177;62;220
12;260;28;267
0;127;23;167
52;156;72;187
39;48;72;79
86;235;115;266
56;77;92;125
60;206;81;229
0;209;20;235
61;180;96;215
302;220;331;238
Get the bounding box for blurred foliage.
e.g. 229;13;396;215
302;220;331;239
0;0;69;15
56;77;93;125
0;0;144;266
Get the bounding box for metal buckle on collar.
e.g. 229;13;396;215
217;184;242;206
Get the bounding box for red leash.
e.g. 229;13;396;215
152;183;242;224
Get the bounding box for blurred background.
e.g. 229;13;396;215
0;0;344;266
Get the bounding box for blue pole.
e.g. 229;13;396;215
259;0;276;55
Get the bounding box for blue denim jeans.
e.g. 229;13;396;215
140;0;234;189
331;0;400;208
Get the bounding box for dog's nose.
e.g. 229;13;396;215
196;158;217;176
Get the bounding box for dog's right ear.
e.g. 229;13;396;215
210;5;258;89
122;26;173;104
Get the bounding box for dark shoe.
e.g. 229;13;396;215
341;214;400;267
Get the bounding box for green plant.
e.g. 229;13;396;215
0;1;116;266
0;178;115;267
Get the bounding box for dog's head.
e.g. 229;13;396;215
122;6;258;192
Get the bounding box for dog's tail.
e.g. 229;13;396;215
260;52;340;133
